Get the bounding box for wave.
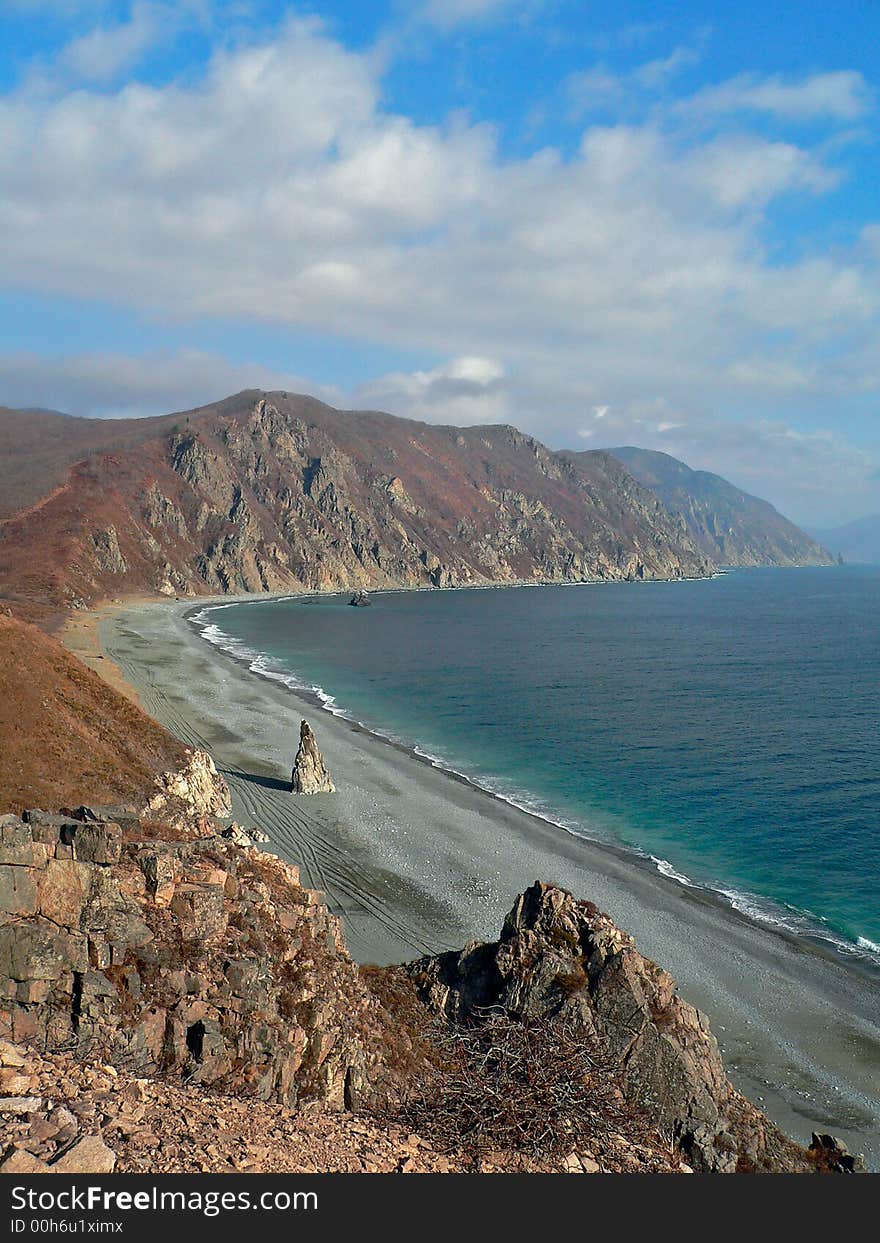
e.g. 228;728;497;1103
189;598;880;972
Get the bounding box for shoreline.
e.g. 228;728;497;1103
189;589;880;979
90;591;880;1166
58;593;165;710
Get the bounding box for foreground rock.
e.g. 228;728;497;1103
405;882;861;1173
144;749;232;832
3;1037;663;1174
0;812;678;1173
0;809;857;1174
291;720;335;794
0;812;377;1109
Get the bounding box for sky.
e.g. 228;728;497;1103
0;2;878;526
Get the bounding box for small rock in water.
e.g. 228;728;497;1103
291;720;335;794
349;590;371;607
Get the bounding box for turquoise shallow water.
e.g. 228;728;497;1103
192;566;880;960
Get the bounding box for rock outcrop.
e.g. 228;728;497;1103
0;809;857;1174
0;810;377;1110
291;721;335;794
144;748;232;831
405;882;826;1173
350;591;371;607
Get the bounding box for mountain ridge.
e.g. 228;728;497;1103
0;390;713;620
0;391;829;624
602;445;832;568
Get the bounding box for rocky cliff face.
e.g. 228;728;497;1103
0;392;713;617
0;810;385;1111
405;882;827;1173
145;749;233;831
0;806;857;1173
604;446;833;568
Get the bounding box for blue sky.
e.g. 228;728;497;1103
0;1;878;525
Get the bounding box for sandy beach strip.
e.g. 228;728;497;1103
89;595;880;1166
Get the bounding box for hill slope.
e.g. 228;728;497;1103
603;446;832;568
811;515;880;565
0;391;712;617
0;612;185;811
0;405;185;521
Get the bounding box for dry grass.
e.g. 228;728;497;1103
0;613;185;814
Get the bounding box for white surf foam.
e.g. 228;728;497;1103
187;597;880;971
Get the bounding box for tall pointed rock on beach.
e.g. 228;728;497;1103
291;719;335;794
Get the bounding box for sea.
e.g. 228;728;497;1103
191;565;880;965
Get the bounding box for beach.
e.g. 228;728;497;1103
89;594;880;1166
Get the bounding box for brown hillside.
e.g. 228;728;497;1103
0;405;185;521
0;612;185;813
0;390;711;617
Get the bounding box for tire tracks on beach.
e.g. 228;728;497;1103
103;616;438;960
227;765;436;957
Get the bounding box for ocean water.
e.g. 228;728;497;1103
192;566;880;962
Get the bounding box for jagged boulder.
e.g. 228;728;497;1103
808;1133;866;1173
404;881;825;1173
221;822;269;847
145;749;232;831
291;721;335;794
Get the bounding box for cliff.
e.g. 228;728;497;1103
0;392;712;620
602;446;833;568
0;800;857;1174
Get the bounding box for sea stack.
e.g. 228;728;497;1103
350;590;371;607
291;719;335;794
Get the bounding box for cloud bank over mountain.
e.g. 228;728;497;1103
0;3;877;524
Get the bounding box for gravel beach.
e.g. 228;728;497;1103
93;595;880;1166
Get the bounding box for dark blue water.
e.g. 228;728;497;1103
192;567;880;959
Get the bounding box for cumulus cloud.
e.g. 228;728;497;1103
0;19;878;521
354;356;508;424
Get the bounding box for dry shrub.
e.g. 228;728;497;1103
388;1007;651;1162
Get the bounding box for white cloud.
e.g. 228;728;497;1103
565;48;701;118
633;46;701;90
684;71;872;122
578;401;879;526
565;67;625;115
355;356;508;424
58;2;172;82
418;0;529;28
0;22;878;522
